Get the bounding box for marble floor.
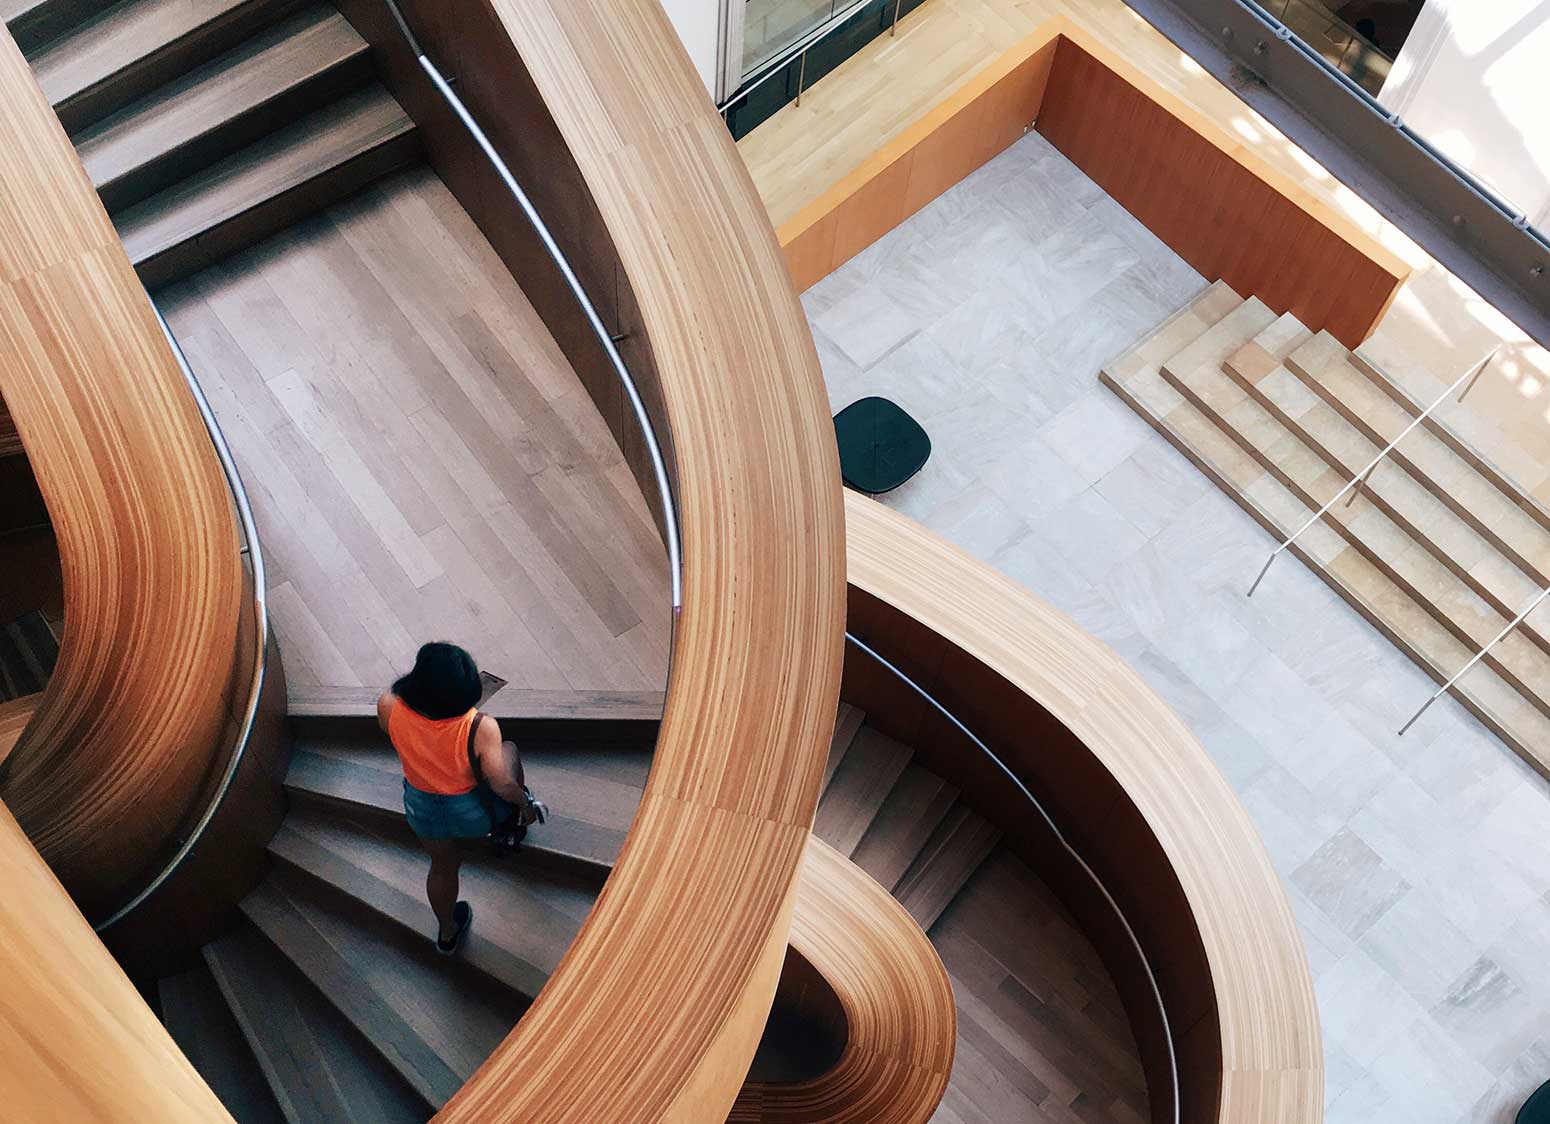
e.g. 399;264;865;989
805;131;1550;1124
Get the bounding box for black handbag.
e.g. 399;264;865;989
465;712;547;854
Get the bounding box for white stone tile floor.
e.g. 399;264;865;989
805;130;1550;1124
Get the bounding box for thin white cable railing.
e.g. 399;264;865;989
1398;584;1550;736
96;302;268;932
1246;347;1497;596
843;632;1180;1124
382;0;683;614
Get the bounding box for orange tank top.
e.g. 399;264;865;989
388;700;478;795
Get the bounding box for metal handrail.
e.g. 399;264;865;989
719;0;910;114
383;0;683;613
843;632;1180;1124
1247;347;1497;596
95;303;268;932
1242;0;1550;255
1399;583;1550;736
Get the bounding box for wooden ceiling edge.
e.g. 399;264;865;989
0;31;246;919
842;491;1323;1122
421;0;849;1121
734;836;956;1124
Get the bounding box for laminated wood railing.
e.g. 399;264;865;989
0;29;244;922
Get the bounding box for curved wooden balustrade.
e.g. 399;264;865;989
0;31;243;921
0;802;235;1124
843;491;1323;1124
735;838;955;1124
333;0;850;1120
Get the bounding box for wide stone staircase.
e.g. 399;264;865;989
1103;281;1550;775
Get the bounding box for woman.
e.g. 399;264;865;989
377;642;535;954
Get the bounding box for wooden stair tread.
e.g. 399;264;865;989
284;734;637;868
159;961;287;1124
1104;359;1550;777
1290;339;1550;583
115;82;413;266
894;803;1000;931
29;0;303;128
1183;336;1550;721
204;920;425;1124
75;5;369;209
271;807;592;994
4;0;120;55
813;724;912;856
240;878;467;1106
849;762;959;893
821;702;865;793
0;610;60;703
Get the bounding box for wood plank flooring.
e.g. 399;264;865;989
161;167;672;695
928;848;1149;1124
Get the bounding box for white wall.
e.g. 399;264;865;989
658;0;726;98
1380;0;1550;229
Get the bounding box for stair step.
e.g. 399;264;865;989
813;725;912;856
822;702;865;793
115;82;419;287
76;5;372;212
159;960;287;1124
1228;329;1545;623
3;0;118;56
0;392;23;458
240;878;466;1107
1289;336;1550;589
29;0;307;133
894;803;1000;931
1350;350;1550;539
849;763;959;893
284;732;635;870
0;610;60;703
271;806;592;996
1175;325;1550;723
1103;349;1550;779
204;919;425;1124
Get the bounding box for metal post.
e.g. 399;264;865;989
795;49;808;105
891;0;904;36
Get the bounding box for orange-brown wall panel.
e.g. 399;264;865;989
1036;38;1405;346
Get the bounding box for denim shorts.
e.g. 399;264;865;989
402;780;510;841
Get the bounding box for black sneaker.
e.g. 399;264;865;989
436;901;472;955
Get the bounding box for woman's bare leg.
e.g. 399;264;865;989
421;837;462;940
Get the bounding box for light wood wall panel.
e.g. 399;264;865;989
773;19;1406;348
842;491;1323;1124
0;30;245;921
1037;30;1407;347
777;29;1061;292
0;801;236;1124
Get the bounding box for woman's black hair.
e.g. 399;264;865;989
393;642;481;720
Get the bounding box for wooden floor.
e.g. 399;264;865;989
929;849;1148;1124
162;167;673;695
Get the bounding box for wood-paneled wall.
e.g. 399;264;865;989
776;18;1408;348
778;28;1060;291
1037;31;1408;348
0;30;246;922
843;491;1323;1124
0;801;237;1124
338;1;850;1121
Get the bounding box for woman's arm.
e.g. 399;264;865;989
376;692;394;735
474;715;526;803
